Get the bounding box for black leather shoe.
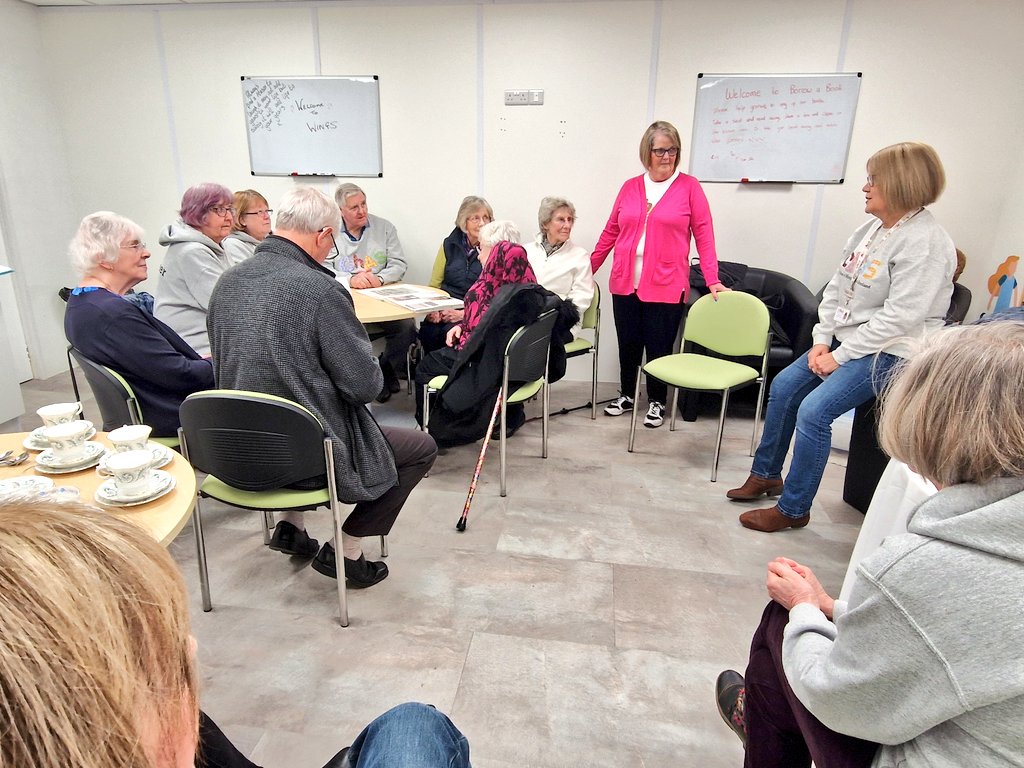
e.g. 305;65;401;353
311;544;389;588
268;521;319;558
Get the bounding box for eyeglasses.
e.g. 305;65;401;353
466;215;491;225
321;227;339;262
242;209;273;218
865;175;877;187
208;205;236;217
651;147;679;158
120;241;147;251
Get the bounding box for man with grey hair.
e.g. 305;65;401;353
208;187;436;588
333;182;414;402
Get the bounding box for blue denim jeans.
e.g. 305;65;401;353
347;703;471;768
750;350;899;519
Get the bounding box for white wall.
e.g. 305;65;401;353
1;0;1021;383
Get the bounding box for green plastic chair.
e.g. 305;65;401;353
563;284;601;419
424;309;558;497
627;292;771;482
67;347;180;449
178;389;382;628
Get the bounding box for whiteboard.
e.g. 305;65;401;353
241;76;383;177
689;73;861;184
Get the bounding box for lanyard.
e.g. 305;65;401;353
843;208;923;301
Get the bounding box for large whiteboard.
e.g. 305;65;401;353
689;73;861;184
241;76;383;177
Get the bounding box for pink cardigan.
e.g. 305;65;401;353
590;173;720;303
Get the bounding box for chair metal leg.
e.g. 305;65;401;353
751;376;767;456
324;439;349;628
380;534;388;558
542;366;550;459
669;387;680;431
627;367;643;452
499;386;509;497
262;511;274;544
590;349;598;420
192;496;212;612
711;389;730;482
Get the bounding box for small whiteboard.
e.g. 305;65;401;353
689;73;861;183
241;76;383;177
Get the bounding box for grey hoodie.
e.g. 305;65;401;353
783;477;1024;767
154;220;230;357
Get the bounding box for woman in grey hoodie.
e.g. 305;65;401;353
154;182;234;357
717;321;1024;768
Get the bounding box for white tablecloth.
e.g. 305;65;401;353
839;459;937;602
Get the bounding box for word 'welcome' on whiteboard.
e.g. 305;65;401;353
689;73;861;184
241;75;383;177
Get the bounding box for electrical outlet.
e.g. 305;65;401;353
504;89;530;106
528;89;544;105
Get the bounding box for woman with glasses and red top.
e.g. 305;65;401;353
222;189;272;265
591;120;728;430
154;182;236;357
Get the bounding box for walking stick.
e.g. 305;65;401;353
456;392;503;532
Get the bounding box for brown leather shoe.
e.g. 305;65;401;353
727;474;784;500
739;505;809;532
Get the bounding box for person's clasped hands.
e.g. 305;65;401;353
765;556;836;618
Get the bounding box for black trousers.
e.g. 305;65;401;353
611;291;687;404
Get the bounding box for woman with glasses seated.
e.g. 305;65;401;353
223;189;272;265
591;120;728;430
64;212;214;437
154;182;235;357
419;195;494;353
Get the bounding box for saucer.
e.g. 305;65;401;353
97;442;173;476
35;442;106;473
25;425;96;452
0;476;55;498
94;470;175;507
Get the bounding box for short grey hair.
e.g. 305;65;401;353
275;188;340;234
878;321;1024;487
479;220;520;248
455;196;494;232
68;212;143;279
334;182;365;207
538;196;576;232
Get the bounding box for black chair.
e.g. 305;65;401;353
178;390;370;627
67;347;179;449
424;309;558;497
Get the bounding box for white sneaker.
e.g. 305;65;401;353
643;401;665;428
604;394;634;416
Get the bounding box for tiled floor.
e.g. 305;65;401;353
4;373;864;768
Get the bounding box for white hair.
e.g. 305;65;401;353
274;188;340;234
479;220;520;248
537;196;576;231
68;212;143;279
334;182;365;207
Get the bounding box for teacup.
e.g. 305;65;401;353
105;450;154;496
108;424;152;453
37;402;82;427
42;420;93;463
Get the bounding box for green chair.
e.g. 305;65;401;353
178;390;381;628
563;284;601;419
68;347;179;449
424;309;558;497
627;292;771;482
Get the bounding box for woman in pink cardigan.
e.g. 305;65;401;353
591;120;727;428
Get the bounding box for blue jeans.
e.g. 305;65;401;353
347;703;471;768
750;350;899;519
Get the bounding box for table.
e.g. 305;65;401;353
349;283;452;324
0;431;197;547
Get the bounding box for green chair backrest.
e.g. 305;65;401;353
683;292;770;358
580;284;600;330
428;244;446;289
178;390;327;492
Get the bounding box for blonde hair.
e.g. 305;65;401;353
639;120;682;173
878;322;1024;486
867;142;946;212
454;196;494;233
987;255;1019;296
0;499;198;767
232;189;269;233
